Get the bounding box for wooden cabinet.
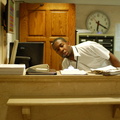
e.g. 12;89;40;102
76;34;114;53
20;3;75;70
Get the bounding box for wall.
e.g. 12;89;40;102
15;3;120;35
6;0;16;63
76;4;120;34
0;0;6;64
15;3;120;59
16;2;120;38
1;2;120;63
0;0;15;64
0;0;2;63
76;4;120;60
15;0;120;6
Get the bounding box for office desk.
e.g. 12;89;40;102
0;75;120;120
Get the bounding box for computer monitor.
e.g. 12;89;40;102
10;42;44;68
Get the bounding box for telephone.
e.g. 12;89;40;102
26;64;57;75
26;64;49;72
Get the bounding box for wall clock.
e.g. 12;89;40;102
86;11;110;34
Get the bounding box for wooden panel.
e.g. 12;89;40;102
51;11;68;36
20;3;75;70
7;97;120;106
1;74;120;120
68;4;75;45
51;44;63;70
28;10;45;36
20;3;28;42
26;3;70;10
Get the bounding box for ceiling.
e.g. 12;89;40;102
15;0;120;5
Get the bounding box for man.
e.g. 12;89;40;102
52;37;120;71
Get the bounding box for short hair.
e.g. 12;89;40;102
52;37;67;46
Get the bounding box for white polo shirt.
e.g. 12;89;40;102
62;41;112;71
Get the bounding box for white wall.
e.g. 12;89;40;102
76;4;120;60
76;4;120;34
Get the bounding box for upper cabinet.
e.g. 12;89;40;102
19;3;76;70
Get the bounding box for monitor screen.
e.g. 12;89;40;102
10;42;44;68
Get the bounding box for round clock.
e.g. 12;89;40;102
86;11;110;34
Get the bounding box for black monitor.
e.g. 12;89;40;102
10;42;44;68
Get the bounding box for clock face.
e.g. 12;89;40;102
86;11;110;34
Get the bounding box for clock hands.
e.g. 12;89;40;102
96;21;99;32
92;17;99;31
96;21;107;29
92;17;108;31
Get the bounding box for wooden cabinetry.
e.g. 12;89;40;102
76;34;114;53
20;3;75;70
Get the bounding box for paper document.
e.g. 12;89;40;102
60;66;87;75
0;64;25;75
91;65;120;75
102;69;120;76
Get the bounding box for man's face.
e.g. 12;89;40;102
52;39;72;58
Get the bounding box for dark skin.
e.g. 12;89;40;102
52;39;75;61
109;53;120;67
52;39;120;67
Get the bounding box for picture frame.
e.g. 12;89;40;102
7;0;14;33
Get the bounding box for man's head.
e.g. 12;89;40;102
52;37;73;58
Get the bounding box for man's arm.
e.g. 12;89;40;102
109;53;120;67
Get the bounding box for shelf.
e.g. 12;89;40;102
76;34;114;53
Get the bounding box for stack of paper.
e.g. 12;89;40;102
102;69;120;76
60;69;87;75
91;65;120;76
0;64;25;75
60;66;87;75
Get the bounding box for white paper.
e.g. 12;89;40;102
60;66;87;75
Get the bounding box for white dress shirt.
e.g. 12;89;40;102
62;41;112;71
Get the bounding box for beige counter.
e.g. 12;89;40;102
0;74;120;120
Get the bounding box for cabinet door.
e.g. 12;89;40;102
20;3;75;70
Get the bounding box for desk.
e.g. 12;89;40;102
0;75;120;120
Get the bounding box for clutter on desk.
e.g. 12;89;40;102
26;64;57;75
0;64;25;75
26;68;57;75
91;65;120;76
60;65;87;75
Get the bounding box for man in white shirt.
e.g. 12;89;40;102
52;37;120;71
